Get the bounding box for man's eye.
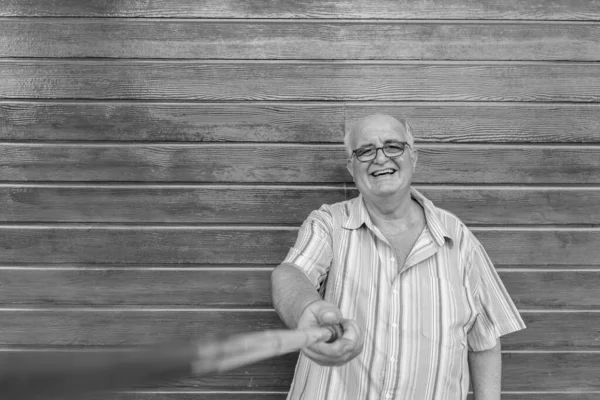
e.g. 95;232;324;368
357;147;375;157
385;144;404;154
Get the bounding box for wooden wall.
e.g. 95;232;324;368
1;1;599;399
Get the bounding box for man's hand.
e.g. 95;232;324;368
297;300;363;366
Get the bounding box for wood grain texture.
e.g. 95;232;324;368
92;395;289;400
1;0;599;19
2;61;600;102
1;350;597;392
344;103;600;144
3;102;600;143
1;267;598;310
3;20;600;61
87;393;600;400
0;185;348;224
499;270;600;309
0;268;273;307
1;144;599;184
0;185;598;225
0;102;346;142
0;227;597;266
0;309;597;350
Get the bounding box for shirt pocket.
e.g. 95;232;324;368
417;278;470;348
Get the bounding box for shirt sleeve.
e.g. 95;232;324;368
466;234;526;352
282;208;333;290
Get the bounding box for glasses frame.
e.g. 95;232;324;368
351;142;410;162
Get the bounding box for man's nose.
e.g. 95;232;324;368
373;148;387;164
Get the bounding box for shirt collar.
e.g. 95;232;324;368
343;187;455;247
410;187;455;247
343;193;374;231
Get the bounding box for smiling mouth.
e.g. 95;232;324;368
371;168;396;177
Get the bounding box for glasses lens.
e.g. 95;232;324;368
383;143;405;156
356;147;376;160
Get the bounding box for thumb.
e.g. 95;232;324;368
317;306;342;325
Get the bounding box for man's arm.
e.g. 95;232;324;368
271;262;322;329
271;262;363;366
468;341;502;400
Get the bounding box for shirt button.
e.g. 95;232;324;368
390;257;396;262
391;323;398;328
390;357;396;363
386;393;393;399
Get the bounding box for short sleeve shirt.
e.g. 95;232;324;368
283;188;526;400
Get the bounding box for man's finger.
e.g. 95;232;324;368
319;309;341;325
339;318;362;345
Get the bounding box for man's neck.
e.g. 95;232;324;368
363;189;420;226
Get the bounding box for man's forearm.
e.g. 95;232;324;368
271;262;322;329
468;341;502;400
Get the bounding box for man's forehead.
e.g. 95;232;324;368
353;127;407;145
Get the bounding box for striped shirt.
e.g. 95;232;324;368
283;188;526;400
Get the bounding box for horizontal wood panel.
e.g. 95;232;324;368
0;186;348;224
87;395;289;400
2;61;600;102
0;102;346;142
0;268;273;307
344;103;600;144
84;393;600;400
0;227;597;266
1;0;599;20
500;270;600;309
1;268;598;310
3;20;600;61
0;310;285;346
0;350;597;392
3;102;600;143
0;186;598;225
1;144;598;184
0;310;597;350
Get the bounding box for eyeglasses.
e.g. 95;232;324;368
351;142;409;162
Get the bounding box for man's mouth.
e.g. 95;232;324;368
371;168;396;177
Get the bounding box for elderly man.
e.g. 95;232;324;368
271;114;525;400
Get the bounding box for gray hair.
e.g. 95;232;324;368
343;115;415;157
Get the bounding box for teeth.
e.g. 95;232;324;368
372;168;395;176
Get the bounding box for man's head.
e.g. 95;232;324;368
344;114;417;201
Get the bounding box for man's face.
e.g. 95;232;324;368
346;119;417;199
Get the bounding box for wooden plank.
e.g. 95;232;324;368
0;186;348;224
0;102;345;142
1;0;599;20
499;270;600;310
87;393;600;400
0;186;598;225
2;267;599;310
0;350;597;392
0;268;273;307
344;103;600;144
0;227;597;266
0;310;597;350
91;395;288;400
0;144;598;184
0;350;596;392
500;353;600;391
3;102;600;143
512;312;600;350
0;310;285;346
3;20;600;61
2;61;600;102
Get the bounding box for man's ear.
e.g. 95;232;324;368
346;158;354;179
410;148;418;169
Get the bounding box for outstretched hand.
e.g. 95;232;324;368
297;300;363;366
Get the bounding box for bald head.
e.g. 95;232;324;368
344;114;415;157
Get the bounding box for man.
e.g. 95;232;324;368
271;114;525;400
